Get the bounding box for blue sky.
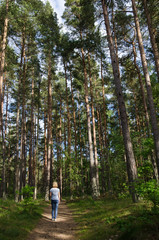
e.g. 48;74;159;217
42;0;65;24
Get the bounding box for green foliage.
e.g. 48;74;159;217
0;199;46;240
21;184;34;201
20;185;36;214
140;137;154;159
136;179;159;208
138;160;153;179
116;209;159;240
67;197;133;239
67;197;159;240
118;183;129;199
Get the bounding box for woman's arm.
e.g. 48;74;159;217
58;190;60;203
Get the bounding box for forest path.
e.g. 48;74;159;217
27;201;77;240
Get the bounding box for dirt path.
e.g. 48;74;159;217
27;201;77;240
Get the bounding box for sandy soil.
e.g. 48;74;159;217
27;201;77;240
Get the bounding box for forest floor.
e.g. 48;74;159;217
26;201;77;240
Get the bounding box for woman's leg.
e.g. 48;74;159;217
51;200;55;219
54;200;59;219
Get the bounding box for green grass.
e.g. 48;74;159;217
67;196;159;240
0;198;47;240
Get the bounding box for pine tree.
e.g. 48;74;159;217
101;0;138;202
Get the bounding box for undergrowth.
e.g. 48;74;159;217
0;198;47;240
67;196;159;240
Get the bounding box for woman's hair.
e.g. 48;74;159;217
53;181;58;188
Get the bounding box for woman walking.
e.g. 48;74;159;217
50;181;60;221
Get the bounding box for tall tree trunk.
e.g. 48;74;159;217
70;70;80;192
45;53;52;201
101;0;138;202
32;88;35;189
20;34;26;200
15;103;20;202
133;90;142;166
80;31;99;198
101;57;112;192
96;104;105;192
1;74;7;198
101;57;107;152
88;53;100;196
131;22;158;180
0;0;9;139
64;61;72;195
33;115;37;199
55;107;60;182
70;70;77;165
34;80;40;199
63;104;67;195
44;105;47;189
59;95;63;196
50;113;53;189
112;5;123;138
29;76;34;186
77;92;84;195
0;0;9;199
4;82;8;193
7;117;12;192
95;84;106;193
132;0;159;177
131;35;150;135
15;30;26;201
142;0;159;80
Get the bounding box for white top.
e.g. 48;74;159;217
50;188;60;201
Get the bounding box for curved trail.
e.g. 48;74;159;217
27;201;77;240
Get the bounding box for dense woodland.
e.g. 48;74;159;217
0;0;159;203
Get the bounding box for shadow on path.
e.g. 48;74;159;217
27;201;77;240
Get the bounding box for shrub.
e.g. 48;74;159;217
136;179;159;208
20;185;36;214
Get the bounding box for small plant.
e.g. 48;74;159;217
21;185;36;213
136;179;159;208
21;185;34;201
0;198;45;240
118;183;129;199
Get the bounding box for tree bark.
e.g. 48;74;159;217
132;0;159;177
64;61;73;196
34;80;40;199
96;104;105;192
88;53;100;196
80;31;99;198
20;33;26;200
70;70;77;165
0;0;9;199
15;35;24;202
0;0;9;140
33;115;37;200
44;105;47;189
101;57;112;192
45;53;52;201
29;76;34;186
59;95;63;196
77;92;84;195
101;0;138;202
132;39;150;135
64;61;72;195
142;0;159;80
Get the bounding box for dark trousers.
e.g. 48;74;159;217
51;200;59;219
